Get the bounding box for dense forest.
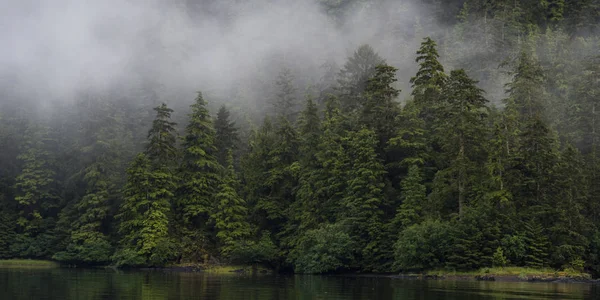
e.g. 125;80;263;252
0;0;599;275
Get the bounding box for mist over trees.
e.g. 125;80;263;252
0;0;599;274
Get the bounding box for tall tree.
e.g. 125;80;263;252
272;68;298;121
337;44;385;112
410;37;447;123
178;92;221;233
114;153;176;267
145;103;178;165
212;151;251;257
214;105;239;168
433;69;489;217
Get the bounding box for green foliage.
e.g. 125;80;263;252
394;165;425;228
178;92;221;225
393;220;452;271
289;223;354;274
493;247;508;267
523;220;551;268
214;105;239;168
337;44;385;112
212;151;251;257
116;153;175;267
229;232;279;266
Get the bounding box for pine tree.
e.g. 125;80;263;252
145;103;178;165
178;92;221;225
337;44;385;112
340;128;387;270
388;100;428;167
272;68;298;121
214;105;239;168
523;219;550;268
13;123;60;255
504;51;547;121
394;165;426;228
410;37;447;123
54;100;133;264
361;64;401;155
212;151;250;257
434;69;489;217
293;96;322;232
115;153;175;267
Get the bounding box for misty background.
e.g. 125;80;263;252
0;0;472;116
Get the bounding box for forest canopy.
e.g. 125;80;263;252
0;0;599;275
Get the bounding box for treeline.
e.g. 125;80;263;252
0;0;599;274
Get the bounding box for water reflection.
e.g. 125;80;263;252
0;269;595;300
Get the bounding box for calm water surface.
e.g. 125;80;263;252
0;268;598;299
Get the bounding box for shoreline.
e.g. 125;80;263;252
1;260;598;284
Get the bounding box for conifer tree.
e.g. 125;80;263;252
337;44;385;112
293;96;322;231
212;151;250;257
14;124;59;236
361;64;401;155
410;37;447;123
523;219;550;268
214;105;239;168
272;68;298;121
340;128;387;270
434;69;489;216
504;51;547;121
394;165;426;228
145;103;178;165
178;92;221;225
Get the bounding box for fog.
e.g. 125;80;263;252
0;0;447;114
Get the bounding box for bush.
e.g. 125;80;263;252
289;223;355;274
393;219;452;271
492;247;507;267
229;231;279;266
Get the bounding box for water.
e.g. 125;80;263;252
0;268;597;299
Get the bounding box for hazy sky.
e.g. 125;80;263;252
0;0;436;110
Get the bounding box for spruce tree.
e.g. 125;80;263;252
361;64;401;155
434;69;489;217
115;153;175;267
410;37;447;123
145;103;178;165
178;92;221;225
272;67;298;121
214;105;239;168
337;44;385;112
293;96;322;232
212;151;250;257
341;128;387;270
394;165;426;228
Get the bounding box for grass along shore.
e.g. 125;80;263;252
422;267;592;281
0;259;60;268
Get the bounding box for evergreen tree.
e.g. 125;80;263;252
523;219;551;268
212;151;251;257
361;64;401;155
433;69;489;217
293;96;322;232
340;128;387;270
272;68;298;121
145;103;178;165
214;105;239;168
394;165;426;228
178;92;221;225
114;154;176;267
504;51;547;121
410;37;447;123
337;44;385;112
